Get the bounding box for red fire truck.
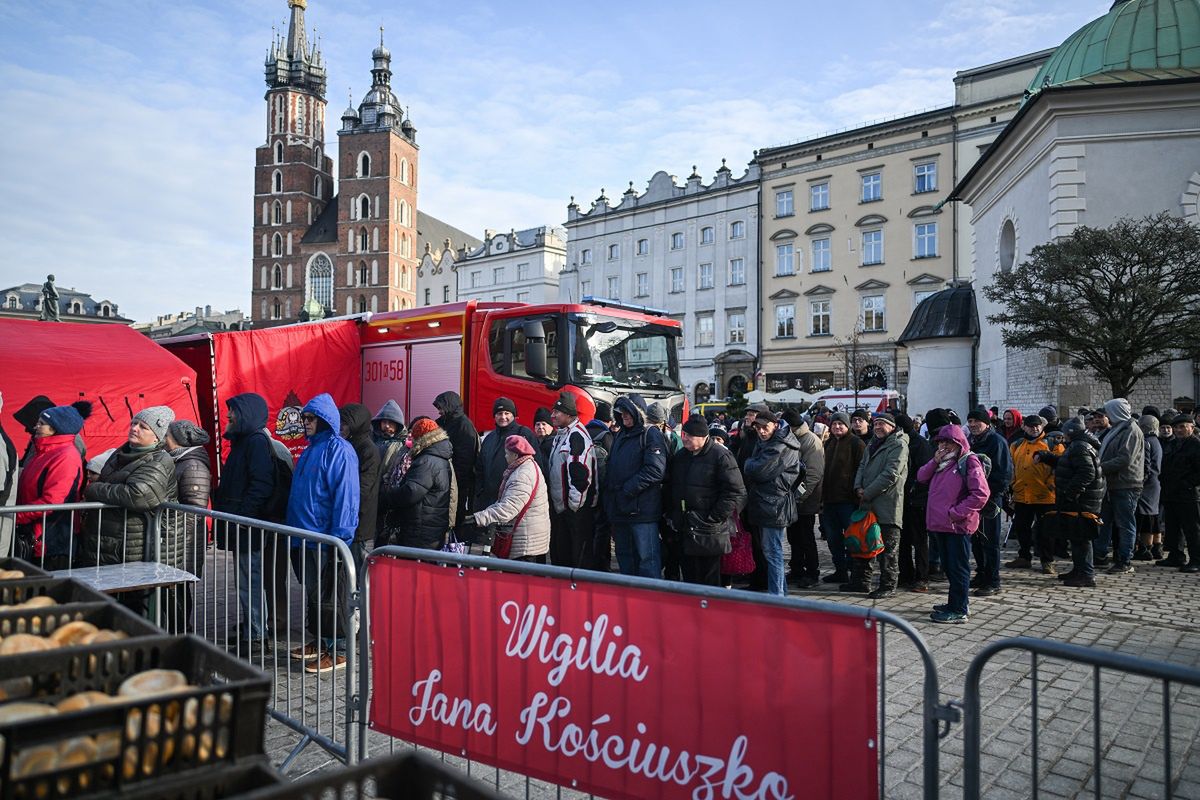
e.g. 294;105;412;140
362;298;687;427
161;298;686;465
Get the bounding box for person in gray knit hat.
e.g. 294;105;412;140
131;406;176;444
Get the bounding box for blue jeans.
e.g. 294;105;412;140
612;522;662;579
820;503;855;574
1097;489;1140;564
761;526;787;596
237;549;266;640
936;532;972;615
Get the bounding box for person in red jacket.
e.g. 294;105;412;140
15;405;86;568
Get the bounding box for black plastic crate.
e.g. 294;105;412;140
0;635;270;799
0;578;110;610
238;752;508;800
112;759;282;800
0;559;50;580
0;601;160;641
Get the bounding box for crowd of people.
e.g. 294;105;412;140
2;386;1198;657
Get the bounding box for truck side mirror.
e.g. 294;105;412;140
523;320;547;379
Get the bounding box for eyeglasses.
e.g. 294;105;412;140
301;413;318;422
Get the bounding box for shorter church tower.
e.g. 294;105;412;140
334;31;420;315
252;0;334;325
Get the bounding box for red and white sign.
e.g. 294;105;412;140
368;557;879;800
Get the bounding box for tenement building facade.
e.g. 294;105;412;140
560;163;760;404
454;226;566;305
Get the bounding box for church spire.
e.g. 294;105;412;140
265;0;326;97
285;0;308;60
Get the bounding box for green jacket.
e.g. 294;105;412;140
853;430;909;527
83;444;178;566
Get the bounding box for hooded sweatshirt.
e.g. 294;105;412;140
215;393;278;521
287;393;359;545
917;425;990;535
372;399;408;474
1001;408;1024;444
341;403;381;542
603;395;667;523
433;391;478;512
1097;398;1145;491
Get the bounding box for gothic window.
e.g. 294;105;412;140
307;254;333;310
400;159;409;184
274;141;283;164
359;195;370;219
314;176;323;197
272;264;283;289
272;170;282;193
359;152;371;178
359;228;369;252
357;295;367;314
314;146;322;167
401;265;410;290
272;233;283;257
101;305;110;317
272;299;282;320
400;200;410;227
358;261;369;286
272;201;282;225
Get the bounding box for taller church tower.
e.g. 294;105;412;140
334;32;420;315
252;0;334;324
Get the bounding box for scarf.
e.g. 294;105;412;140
498;454;534;495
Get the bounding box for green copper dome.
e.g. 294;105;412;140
1027;0;1200;94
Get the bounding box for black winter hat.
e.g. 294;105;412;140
872;412;897;428
681;418;709;437
1063;418;1087;439
1038;405;1058;422
1141;405;1162;421
533;407;552;425
1171;414;1195;426
850;408;871;421
553;391;578;417
751;410;779;427
967;407;992;424
924;408;951;433
894;413;915;433
593;401;613;423
492;397;517;416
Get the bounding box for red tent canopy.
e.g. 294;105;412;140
0;319;198;457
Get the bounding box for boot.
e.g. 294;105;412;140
1151;543;1164;560
1132;546;1153;562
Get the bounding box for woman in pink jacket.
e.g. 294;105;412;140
917;424;990;623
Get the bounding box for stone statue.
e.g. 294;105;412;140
39;274;61;322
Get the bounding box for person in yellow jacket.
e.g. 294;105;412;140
1006;414;1065;573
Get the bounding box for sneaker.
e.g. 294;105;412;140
839;583;870;594
1062;574;1096;587
1041;561;1057;575
973;585;1000;597
1093;554;1110;567
930;609;969;624
304;651;347;674
1057;570;1079;582
867;588;896;599
932;603;950;613
290;642;321;661
909;582;929;593
1004;557;1032;569
1107;562;1135;575
797;575;822;589
822;571;848;584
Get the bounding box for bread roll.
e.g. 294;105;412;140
0;633;56;655
12;744;58;778
81;629;128;645
0;702;57;724
0;569;25;580
56;691;113;714
15;595;57;609
118;669;188;698
58;736;100;768
49;620;100;646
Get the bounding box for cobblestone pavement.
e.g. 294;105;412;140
245;537;1200;799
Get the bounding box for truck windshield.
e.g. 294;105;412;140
568;314;681;390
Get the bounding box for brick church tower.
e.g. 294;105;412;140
334;31;420;315
251;0;333;324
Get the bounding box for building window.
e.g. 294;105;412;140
493;294;505;302
775;243;795;277
915;222;938;258
730;220;745;239
272;299;282;320
810;182;830;211
493;267;505;284
273;201;282;225
272;264;283;289
517;263;530;281
358;261;369;286
581;280;592;296
272;233;283;257
360;228;370;252
470;271;481;288
7;296;18;309
636;272;649;297
862;230;883;266
671;232;684;250
729;258;745;286
101;305;111;317
775;304;795;338
862;295;886;332
400;200;410;226
914;162;937;194
776;190;794;217
517;291;530;302
607;275;619;299
400;158;410;184
810;299;831;336
608;243;620;260
636;238;649;255
914;289;938;308
315;176;323;196
811;238;831;272
670;268;684;293
698;262;714;289
359;196;370;220
424;288;431;305
443;285;451;302
861;172;881;203
728;312;746;344
580;248;592;265
696;315;715;347
700;227;714;245
274;141;284;163
358;295;368;314
359;153;371;177
272;170;282;193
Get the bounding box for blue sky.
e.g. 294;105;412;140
0;0;1104;321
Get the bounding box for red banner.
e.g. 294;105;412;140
369;558;879;800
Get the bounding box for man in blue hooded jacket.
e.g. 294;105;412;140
603;395;667;578
287;393;359;672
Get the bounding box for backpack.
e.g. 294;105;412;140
843;508;884;559
958;452;991;481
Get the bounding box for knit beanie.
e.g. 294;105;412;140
167;419;211;447
40;405;84;436
593;401;613;423
967;408;991;424
131;406;175;442
533;407;553;426
1141;405;1161;422
412;417;440;439
873;412;897;429
708;424;729;443
645;402;667;424
830;411;851;427
894;413;915;434
924;408;951;433
850;408;870;421
492;397;517;416
681;418;709;437
1038;405;1058;423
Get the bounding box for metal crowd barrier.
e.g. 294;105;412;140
962;637;1200;800
357;546;956;800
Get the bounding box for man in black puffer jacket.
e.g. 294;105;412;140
1039;418;1106;587
897;413;934;591
382;418;456;550
1161;415;1200;572
744;410;803;597
473;398;537;518
665;418;746;586
433;391;478;524
339;403;381;564
604;395;667;578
